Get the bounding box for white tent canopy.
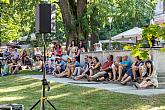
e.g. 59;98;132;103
111;27;143;41
19;35;28;41
30;33;36;41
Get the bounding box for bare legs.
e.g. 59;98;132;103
121;74;132;85
112;67;117;81
135;80;153;88
117;66;123;81
132;66;137;80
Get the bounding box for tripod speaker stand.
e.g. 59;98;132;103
30;4;56;109
30;33;56;110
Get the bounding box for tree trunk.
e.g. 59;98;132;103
77;0;87;40
58;0;78;45
58;0;87;46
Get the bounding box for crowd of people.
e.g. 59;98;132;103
0;40;158;89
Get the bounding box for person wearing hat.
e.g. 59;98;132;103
53;56;65;76
67;57;80;77
54;56;71;77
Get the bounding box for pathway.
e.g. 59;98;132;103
20;75;165;96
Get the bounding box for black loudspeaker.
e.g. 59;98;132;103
35;4;51;33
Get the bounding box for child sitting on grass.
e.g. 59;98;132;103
1;59;9;76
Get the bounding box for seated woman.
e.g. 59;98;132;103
120;56;143;85
88;55;114;81
88;57;101;76
10;59;22;75
24;56;32;69
54;57;80;78
134;60;158;89
33;56;42;71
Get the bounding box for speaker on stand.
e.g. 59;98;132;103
30;3;56;110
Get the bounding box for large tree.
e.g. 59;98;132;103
57;0;87;45
56;0;156;46
0;0;40;43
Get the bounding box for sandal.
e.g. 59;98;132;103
120;81;126;85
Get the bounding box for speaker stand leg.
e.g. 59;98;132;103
47;100;57;110
30;99;41;110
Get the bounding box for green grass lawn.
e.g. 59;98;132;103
0;75;165;110
18;70;42;75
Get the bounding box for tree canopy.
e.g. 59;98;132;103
0;0;157;47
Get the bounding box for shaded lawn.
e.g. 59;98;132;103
0;76;165;110
18;70;42;75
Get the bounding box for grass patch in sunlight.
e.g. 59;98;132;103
0;75;165;110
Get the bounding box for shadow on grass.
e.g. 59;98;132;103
18;70;42;75
0;76;165;110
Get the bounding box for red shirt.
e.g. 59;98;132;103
102;60;113;70
56;48;62;56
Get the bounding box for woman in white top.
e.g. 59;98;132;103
134;60;158;89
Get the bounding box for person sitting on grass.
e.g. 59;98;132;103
10;59;22;75
24;56;32;69
33;56;42;71
72;55;89;77
73;56;93;80
88;55;113;81
46;58;55;74
120;56;143;85
53;56;66;76
1;59;9;76
134;60;158;89
20;49;28;65
67;57;80;77
61;51;69;63
88;57;101;76
54;57;72;77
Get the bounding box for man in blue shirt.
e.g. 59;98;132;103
67;57;80;77
53;56;66;75
117;55;132;81
61;51;69;63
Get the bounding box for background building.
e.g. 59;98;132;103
154;0;165;24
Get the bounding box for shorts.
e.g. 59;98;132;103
105;68;113;73
126;68;140;78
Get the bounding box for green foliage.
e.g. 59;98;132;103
124;23;165;60
1;0;41;43
160;48;165;52
0;0;9;4
0;0;157;46
79;0;157;42
124;44;149;60
142;23;165;47
110;0;157;37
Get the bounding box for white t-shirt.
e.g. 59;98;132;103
35;51;42;55
11;51;19;59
